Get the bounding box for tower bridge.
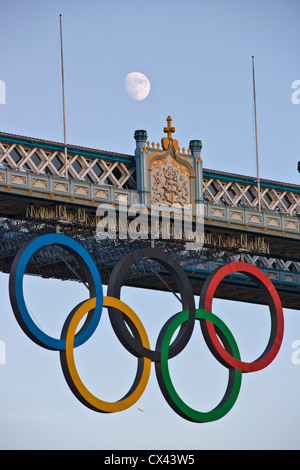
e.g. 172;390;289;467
0;117;299;309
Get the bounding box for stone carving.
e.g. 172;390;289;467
151;155;190;206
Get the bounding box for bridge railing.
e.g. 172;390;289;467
203;169;300;216
0;132;136;190
1;132;300;219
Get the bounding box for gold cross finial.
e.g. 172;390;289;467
161;115;179;151
164;116;175;140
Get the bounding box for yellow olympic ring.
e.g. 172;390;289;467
61;296;151;413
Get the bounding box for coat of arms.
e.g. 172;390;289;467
151;155;190;206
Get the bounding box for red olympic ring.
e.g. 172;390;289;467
199;262;284;373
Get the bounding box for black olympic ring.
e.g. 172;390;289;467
107;248;196;362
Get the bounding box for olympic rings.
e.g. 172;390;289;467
9;234;285;422
199;262;284;372
107;248;196;362
9;234;103;351
155;309;242;422
60;296;151;413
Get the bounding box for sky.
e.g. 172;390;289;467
0;0;300;450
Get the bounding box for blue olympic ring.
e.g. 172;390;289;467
8;234;103;351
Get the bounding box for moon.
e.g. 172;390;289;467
125;72;150;101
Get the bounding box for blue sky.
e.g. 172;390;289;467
0;0;300;450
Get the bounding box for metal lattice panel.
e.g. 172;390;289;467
203;177;300;215
0;141;136;189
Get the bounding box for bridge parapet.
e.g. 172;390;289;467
0;126;299;242
0;131;136;189
1;128;300;216
203;169;300;216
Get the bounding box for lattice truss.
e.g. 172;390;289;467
211;252;300;273
0;141;136;189
0;217;300;282
203;177;300;215
0;218;175;283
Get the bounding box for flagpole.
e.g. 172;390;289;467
252;56;261;211
59;14;68;179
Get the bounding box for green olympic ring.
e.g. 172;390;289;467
155;309;242;422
